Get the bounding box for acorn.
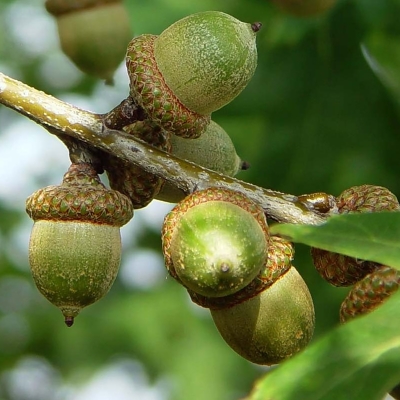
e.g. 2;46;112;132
162;187;269;298
197;236;315;365
311;185;400;286
210;265;315;365
270;0;337;17
189;235;294;310
103;120;171;209
339;265;400;324
26;163;133;326
156;120;244;203
126;11;260;138
45;0;132;83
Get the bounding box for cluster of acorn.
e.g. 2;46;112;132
26;5;399;374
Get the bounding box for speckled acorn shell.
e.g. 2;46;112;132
26;163;133;326
162;187;269;298
154;11;258;115
156;120;243;204
210;266;315;365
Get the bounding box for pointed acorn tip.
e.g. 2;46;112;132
241;160;251;171
64;316;74;327
251;22;262;33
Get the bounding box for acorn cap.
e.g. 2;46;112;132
310;248;378;287
340;265;400;323
126;34;211;138
162;187;269;298
104;120;171;209
26;163;133;227
337;184;400;214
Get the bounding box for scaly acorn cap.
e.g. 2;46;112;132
26;163;133;326
47;0;132;83
154;11;259;116
310;248;378;287
156;120;244;203
311;185;400;286
210;266;315;365
126;34;210;138
337;184;400;214
339;265;400;323
103;120;171;209
162;187;269;298
190;236;294;309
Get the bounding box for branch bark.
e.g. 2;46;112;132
0;71;332;225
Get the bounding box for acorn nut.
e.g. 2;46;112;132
26;163;133;326
126;11;260;138
211;265;315;365
46;0;132;83
162;188;269;298
156;120;244;203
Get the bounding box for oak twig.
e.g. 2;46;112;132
0;71;333;225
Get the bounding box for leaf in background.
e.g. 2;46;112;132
270;212;400;269
362;31;400;109
247;291;400;400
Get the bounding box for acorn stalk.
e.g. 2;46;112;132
26;163;133;326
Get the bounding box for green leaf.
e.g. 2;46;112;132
270;212;400;269
362;31;400;109
247;291;400;400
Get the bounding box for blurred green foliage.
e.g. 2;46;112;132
1;0;400;399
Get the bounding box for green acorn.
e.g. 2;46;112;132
270;0;337;17
103;120;171;209
26;163;133;326
46;0;132;83
311;185;400;286
126;11;260;138
210;265;315;365
193;236;315;365
162;187;269;298
156;120;244;203
189;235;294;310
